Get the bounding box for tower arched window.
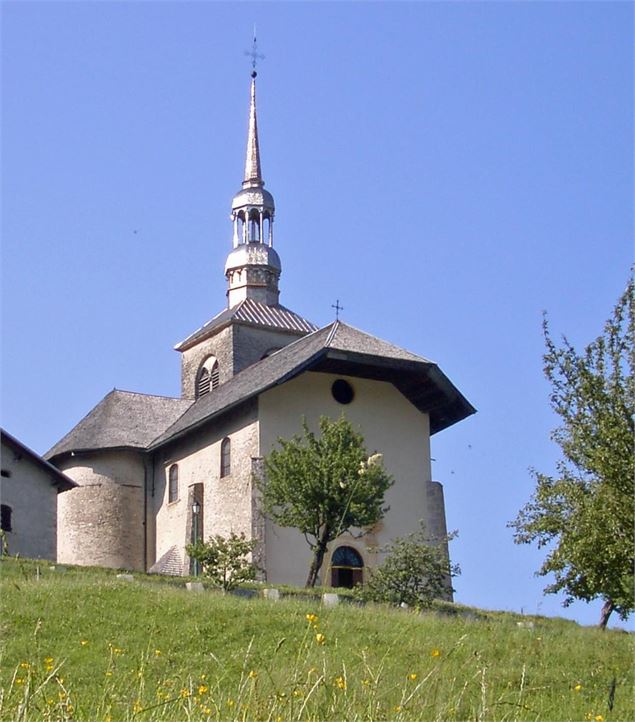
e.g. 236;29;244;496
168;464;179;503
220;437;231;478
196;357;220;398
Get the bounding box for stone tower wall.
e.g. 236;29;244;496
180;326;234;399
56;450;146;570
180;324;306;399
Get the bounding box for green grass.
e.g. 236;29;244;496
0;558;632;721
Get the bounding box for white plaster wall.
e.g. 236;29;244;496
258;371;434;587
152;403;259;573
0;440;58;560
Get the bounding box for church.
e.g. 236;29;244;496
45;67;475;588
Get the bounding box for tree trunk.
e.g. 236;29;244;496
598;598;614;629
305;527;330;588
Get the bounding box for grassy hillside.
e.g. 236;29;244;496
0;559;632;721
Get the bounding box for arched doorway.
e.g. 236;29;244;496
330;546;364;588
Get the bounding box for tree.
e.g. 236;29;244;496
186;532;257;592
510;278;634;628
262;416;393;587
359;524;460;608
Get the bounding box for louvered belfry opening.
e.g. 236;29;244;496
210;362;220;390
197;368;210;397
196;358;220;398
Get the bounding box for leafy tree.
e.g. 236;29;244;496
262;416;393;587
186;532;256;592
510;278;634;628
359;524;460;608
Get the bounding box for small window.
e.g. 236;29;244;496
332;379;354;405
1;469;10;478
220;438;231;478
1;504;12;532
168;464;179;503
196;357;220;398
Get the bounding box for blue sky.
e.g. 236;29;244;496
2;1;633;628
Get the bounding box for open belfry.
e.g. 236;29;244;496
46;59;475;588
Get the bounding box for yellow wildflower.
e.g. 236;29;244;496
335;675;346;690
248;670;257;679
80;640;89;646
19;662;30;669
293;689;303;698
574;684;583;692
431;648;441;657
198;684;209;695
15;678;24;685
315;633;326;645
105;671;113;677
362;678;371;687
306;613;318;624
227;699;235;707
132;700;143;714
595;717;604;722
154;649;162;657
408;673;417;681
395;706;402;713
179;688;190;698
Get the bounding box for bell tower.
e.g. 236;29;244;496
224;69;281;308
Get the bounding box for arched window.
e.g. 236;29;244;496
168;464;178;503
196;357;220;398
220;437;231;478
1;504;13;532
331;545;364;589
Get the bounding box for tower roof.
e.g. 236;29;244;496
243;73;263;188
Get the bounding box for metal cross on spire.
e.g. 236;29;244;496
331;299;344;320
245;28;265;75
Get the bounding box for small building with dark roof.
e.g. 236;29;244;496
45;70;475;587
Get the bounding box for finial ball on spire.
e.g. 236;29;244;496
252;70;257;79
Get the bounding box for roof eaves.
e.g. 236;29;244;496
1;428;78;490
147;346;329;451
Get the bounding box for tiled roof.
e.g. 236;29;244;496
150;321;474;448
175;299;317;351
45;391;192;461
46;322;475;460
148;545;184;576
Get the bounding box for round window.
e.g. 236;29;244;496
331;379;354;405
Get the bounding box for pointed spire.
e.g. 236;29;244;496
243;72;263;188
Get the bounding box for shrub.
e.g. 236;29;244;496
186;532;257;592
359;525;460;608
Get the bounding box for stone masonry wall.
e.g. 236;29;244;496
180;324;307;399
180;326;235;399
57;483;145;570
151;400;259;574
56;450;146;570
232;325;306;375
